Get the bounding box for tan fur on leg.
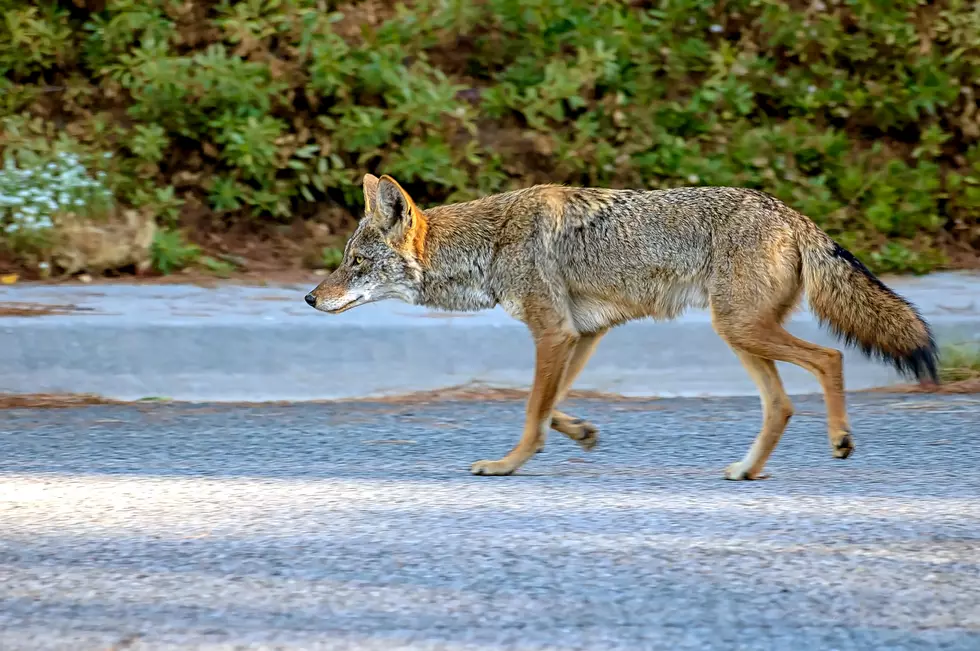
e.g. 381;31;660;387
471;328;576;476
723;351;794;480
543;330;606;452
715;309;853;477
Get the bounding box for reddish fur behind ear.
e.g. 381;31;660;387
410;211;429;265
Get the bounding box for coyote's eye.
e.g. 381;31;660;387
352;255;365;266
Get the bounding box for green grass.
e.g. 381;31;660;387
939;344;980;384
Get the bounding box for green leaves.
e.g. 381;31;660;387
0;3;75;78
212;114;285;181
150;229;199;275
2;0;978;274
127;124;170;165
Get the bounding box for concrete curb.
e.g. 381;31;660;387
2;272;979;402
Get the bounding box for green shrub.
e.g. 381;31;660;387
1;0;979;275
150;228;199;275
0;2;75;79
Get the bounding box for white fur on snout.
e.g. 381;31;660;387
316;288;372;313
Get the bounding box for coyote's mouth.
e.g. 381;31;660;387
325;295;364;314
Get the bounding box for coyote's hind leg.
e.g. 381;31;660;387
722;348;794;480
713;310;853;479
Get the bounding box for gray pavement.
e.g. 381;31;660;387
2;393;979;650
2;272;980;401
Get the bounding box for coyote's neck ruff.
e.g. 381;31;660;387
306;173;938;480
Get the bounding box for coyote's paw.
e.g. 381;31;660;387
470;458;518;476
830;430;854;459
724;461;770;481
552;414;599;451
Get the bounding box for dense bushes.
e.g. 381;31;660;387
1;0;978;276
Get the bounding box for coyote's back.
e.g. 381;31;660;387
468;183;937;381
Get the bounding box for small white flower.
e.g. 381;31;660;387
103;152;113;159
710;24;723;33
39;262;50;270
807;85;817;94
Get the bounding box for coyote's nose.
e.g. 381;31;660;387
304;293;317;307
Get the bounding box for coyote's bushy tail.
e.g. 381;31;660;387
799;228;939;384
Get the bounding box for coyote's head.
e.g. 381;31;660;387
305;174;427;314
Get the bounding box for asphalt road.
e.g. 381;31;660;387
2;394;979;650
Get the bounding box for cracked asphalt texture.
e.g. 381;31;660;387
2;393;979;650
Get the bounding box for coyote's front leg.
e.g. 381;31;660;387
549;412;599;451
471;328;576;476
542;329;607;453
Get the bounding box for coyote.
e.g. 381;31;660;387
305;174;939;479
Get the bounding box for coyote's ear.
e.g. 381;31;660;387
375;175;423;242
362;173;380;214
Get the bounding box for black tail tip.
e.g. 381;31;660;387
894;339;940;386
